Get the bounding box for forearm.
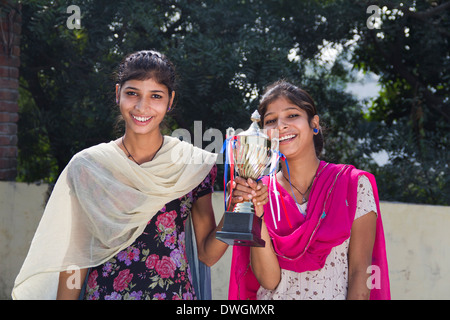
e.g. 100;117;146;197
197;177;268;267
347;268;371;300
347;211;377;300
250;220;281;290
198;214;229;267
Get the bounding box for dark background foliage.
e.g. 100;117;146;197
14;0;449;205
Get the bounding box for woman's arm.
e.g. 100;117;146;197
191;176;269;267
56;268;88;300
250;219;281;290
229;176;281;290
191;193;229;267
347;210;377;300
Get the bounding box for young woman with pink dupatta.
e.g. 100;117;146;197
228;80;390;300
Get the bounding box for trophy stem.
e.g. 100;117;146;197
233;201;254;214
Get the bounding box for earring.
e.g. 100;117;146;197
313;128;319;134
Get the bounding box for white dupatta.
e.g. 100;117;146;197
12;136;217;300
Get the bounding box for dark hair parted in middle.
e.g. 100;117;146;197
258;80;324;157
116;50;177;96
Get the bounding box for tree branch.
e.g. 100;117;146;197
383;1;450;21
368;32;450;122
406;1;450;20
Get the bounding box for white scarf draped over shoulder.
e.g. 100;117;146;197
12;136;217;300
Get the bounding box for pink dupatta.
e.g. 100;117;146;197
228;161;390;300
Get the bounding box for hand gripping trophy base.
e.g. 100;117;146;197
216;201;265;247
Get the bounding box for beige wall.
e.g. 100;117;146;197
0;182;48;300
1;181;449;299
381;202;450;299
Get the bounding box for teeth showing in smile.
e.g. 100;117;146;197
279;134;296;141
132;115;153;122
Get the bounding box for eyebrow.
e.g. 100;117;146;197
264;106;301;117
124;86;165;93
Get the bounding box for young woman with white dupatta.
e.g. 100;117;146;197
12;50;267;300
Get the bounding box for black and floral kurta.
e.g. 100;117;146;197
83;165;217;300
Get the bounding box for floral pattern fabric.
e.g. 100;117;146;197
83;165;217;300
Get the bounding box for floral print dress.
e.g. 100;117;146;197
83;165;217;300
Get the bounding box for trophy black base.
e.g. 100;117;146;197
216;211;265;247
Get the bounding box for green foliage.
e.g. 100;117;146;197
16;0;449;204
16;82;58;183
346;0;450;205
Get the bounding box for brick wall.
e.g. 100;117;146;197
0;3;21;180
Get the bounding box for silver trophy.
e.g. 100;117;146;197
216;110;279;247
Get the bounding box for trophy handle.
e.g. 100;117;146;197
271;137;279;153
269;128;279;152
268;129;280;174
226;127;235;139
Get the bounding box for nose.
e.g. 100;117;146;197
276;118;288;131
134;98;150;112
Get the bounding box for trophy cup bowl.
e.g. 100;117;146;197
216;110;276;247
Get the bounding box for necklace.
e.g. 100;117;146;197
122;136;139;164
121;136;164;165
282;162;321;204
282;174;314;204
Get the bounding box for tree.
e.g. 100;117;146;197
18;0;361;185
17;0;447;204
347;0;450;204
266;0;449;204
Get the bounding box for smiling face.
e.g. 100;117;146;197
116;78;174;137
263;96;319;159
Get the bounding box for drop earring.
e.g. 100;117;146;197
313;128;319;134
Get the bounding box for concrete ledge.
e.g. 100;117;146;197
1;181;449;299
